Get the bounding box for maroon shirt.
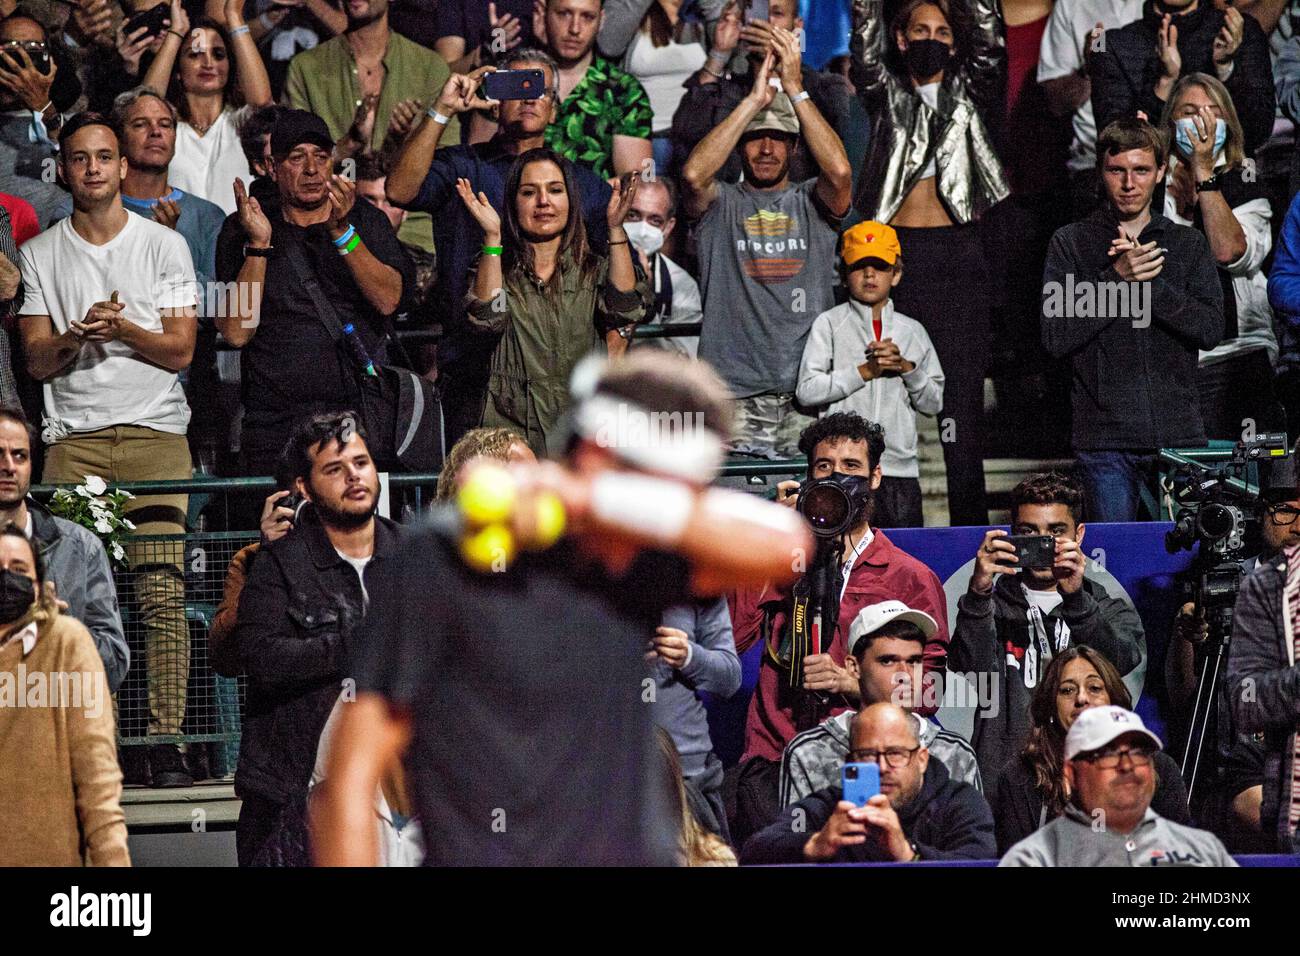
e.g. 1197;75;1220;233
731;530;950;763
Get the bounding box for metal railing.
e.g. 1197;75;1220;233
52;455;805;774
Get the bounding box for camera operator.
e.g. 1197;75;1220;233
949;471;1145;801
729;411;948;844
232;410;407;866
1169;475;1300;850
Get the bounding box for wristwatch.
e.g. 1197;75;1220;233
243;244;273;258
1195;173;1223;193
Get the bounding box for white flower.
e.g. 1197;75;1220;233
110;543;125;562
93;518;113;534
83;475;107;496
75;485;92;498
123;519;136;531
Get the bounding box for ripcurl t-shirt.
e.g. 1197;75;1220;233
696;179;841;398
18;213;197;437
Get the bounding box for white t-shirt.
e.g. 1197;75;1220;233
335;549;372;607
626;31;707;134
1037;0;1145;172
1022;583;1064;615
168;107;252;215
18;213;197;438
916;82;940;179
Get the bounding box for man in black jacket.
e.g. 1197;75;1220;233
232;411;405;866
949;471;1145;802
1089;0;1273;154
1041;118;1223;522
741;702;996;863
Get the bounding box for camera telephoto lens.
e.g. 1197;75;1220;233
798;481;852;537
1198;503;1235;541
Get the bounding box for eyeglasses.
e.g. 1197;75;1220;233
1267;504;1300;527
0;40;47;54
1072;745;1155;769
848;746;920;769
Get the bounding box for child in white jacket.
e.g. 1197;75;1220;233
796;221;945;527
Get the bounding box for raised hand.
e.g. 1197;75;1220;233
969;529;1018;593
326;174;357;232
234;177;273;247
168;0;191;37
386;98;423;143
116;23;154;76
224;0;248;28
455;177;502;240
435;66;497;115
533;0;548;47
713;1;742;57
769;25;804;92
153;197;182;231
0;44;55;111
73;0;116;48
1213;6;1244;66
1183;103;1220;179
347;93;380;150
487;2;523;55
746;49;778;111
606;174;639;229
1157;15;1180;80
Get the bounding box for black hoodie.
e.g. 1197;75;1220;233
740;758;996;864
949;572;1146;805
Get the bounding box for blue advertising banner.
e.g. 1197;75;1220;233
706;521;1199;766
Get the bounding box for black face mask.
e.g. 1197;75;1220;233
0;569;34;625
829;471;876;524
904;38;951;78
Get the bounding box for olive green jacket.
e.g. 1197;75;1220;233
466;253;651;457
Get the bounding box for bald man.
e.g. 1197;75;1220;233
741;702;995;863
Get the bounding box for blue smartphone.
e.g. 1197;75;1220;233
841;762;881;807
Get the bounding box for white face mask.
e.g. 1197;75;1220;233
623;219;665;256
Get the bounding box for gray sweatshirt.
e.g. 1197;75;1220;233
999;804;1237;867
650;597;742;778
779;709;982;807
796;299;944;478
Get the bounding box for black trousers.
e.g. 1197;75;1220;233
236;792;282;867
891;224;991;527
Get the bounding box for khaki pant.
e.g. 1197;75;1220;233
44;426;191;738
730;393;816;460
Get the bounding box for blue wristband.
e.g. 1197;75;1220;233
331;224;356;248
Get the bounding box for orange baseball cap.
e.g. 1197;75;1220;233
841;220;901;268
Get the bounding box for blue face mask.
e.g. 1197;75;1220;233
1174;117;1227;160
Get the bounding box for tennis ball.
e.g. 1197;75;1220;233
460;524;517;573
458;465;517;526
530;491;566;549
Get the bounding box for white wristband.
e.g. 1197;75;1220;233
789;90;811;106
589;472;694;546
427;108;451;126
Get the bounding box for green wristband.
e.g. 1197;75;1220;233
482;245;503;255
338;233;362;255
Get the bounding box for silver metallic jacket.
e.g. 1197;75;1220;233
850;0;1009;225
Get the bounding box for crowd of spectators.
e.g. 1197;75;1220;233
13;0;1300;867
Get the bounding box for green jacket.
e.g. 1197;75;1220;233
283;32;457;253
466;253;651;457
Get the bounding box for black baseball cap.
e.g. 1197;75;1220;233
269;109;334;158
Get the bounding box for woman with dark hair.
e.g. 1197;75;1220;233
456;147;651;457
0;523;129;865
992;645;1189;853
850;0;1007;527
143;0;272;214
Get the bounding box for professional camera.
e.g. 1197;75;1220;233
1163;432;1292;563
796;473;873;538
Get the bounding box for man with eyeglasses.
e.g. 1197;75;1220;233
385;51;612;447
0;14;72;229
741;701;995;863
1001;706;1235;865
